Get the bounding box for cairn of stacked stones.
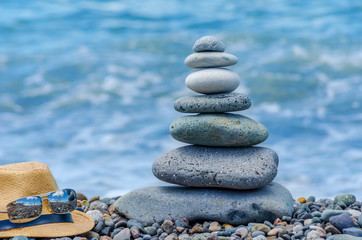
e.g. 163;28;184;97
115;36;293;226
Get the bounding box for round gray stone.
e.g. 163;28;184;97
185;52;237;68
170;113;268;147
114;183;294;226
174;92;251;113
185;68;240;94
193;36;225;52
334;194;356;207
152;146;278;190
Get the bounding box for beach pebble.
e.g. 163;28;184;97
179;234;192;240
174;92;251;113
113;228;131;240
252;231;265;237
101;227;111;236
145;226;158;236
114;183;293;226
325;225;342;235
175;219;189;228
93;221;105;233
89;196;100;203
268;228;287;236
143;235;152;240
309;226;326;237
191;233;212;240
307;230;321;240
130;226;141;238
127;219;144;230
185;68;240;94
104;217;115;228
166;233;179;240
153;146;278;190
209;222;222;232
185;52;237;68
334;194;356;207
89;200;108;213
251;224;271;234
193;36;225;52
253;235;267;240
235;227;249;237
86;210;104;224
293;225;303;234
170;113;268;147
191;224;203;234
162;220;175;234
307;196;316;202
304;219;313;226
330;213;355;231
100;236;112;240
321;210;347;221
343;228;362;237
81;231;99;239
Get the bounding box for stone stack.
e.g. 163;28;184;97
115;36;293;226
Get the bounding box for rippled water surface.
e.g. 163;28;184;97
1;1;362;198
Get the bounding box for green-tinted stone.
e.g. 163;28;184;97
251;224;271;234
170;113;268;147
334;194;356;207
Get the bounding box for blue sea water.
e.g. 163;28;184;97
0;1;362;199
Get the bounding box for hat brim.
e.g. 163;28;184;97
0;210;94;238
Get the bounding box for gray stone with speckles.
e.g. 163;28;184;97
174;92;251;113
170;113;268;147
152;146;278;190
114;183;293;226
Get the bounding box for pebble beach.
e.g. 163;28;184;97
6;193;362;240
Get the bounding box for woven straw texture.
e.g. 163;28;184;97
0;162;94;237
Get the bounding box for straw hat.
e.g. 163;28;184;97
0;162;94;237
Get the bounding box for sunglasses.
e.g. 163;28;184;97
0;189;77;223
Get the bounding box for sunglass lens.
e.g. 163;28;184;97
48;189;77;214
6;196;42;223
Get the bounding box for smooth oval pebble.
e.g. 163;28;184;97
170;113;268;147
114;183;294;226
334;194;356;207
185;52;237;68
330;213;355;232
193;36;225;52
153;146;278;190
174;92;251;113
185;68;240;94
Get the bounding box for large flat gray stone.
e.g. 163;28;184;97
185;52;237;68
174;92;251;113
153;146;278;190
114;183;293;226
170;113;268;147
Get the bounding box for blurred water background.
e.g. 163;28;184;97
0;0;361;199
